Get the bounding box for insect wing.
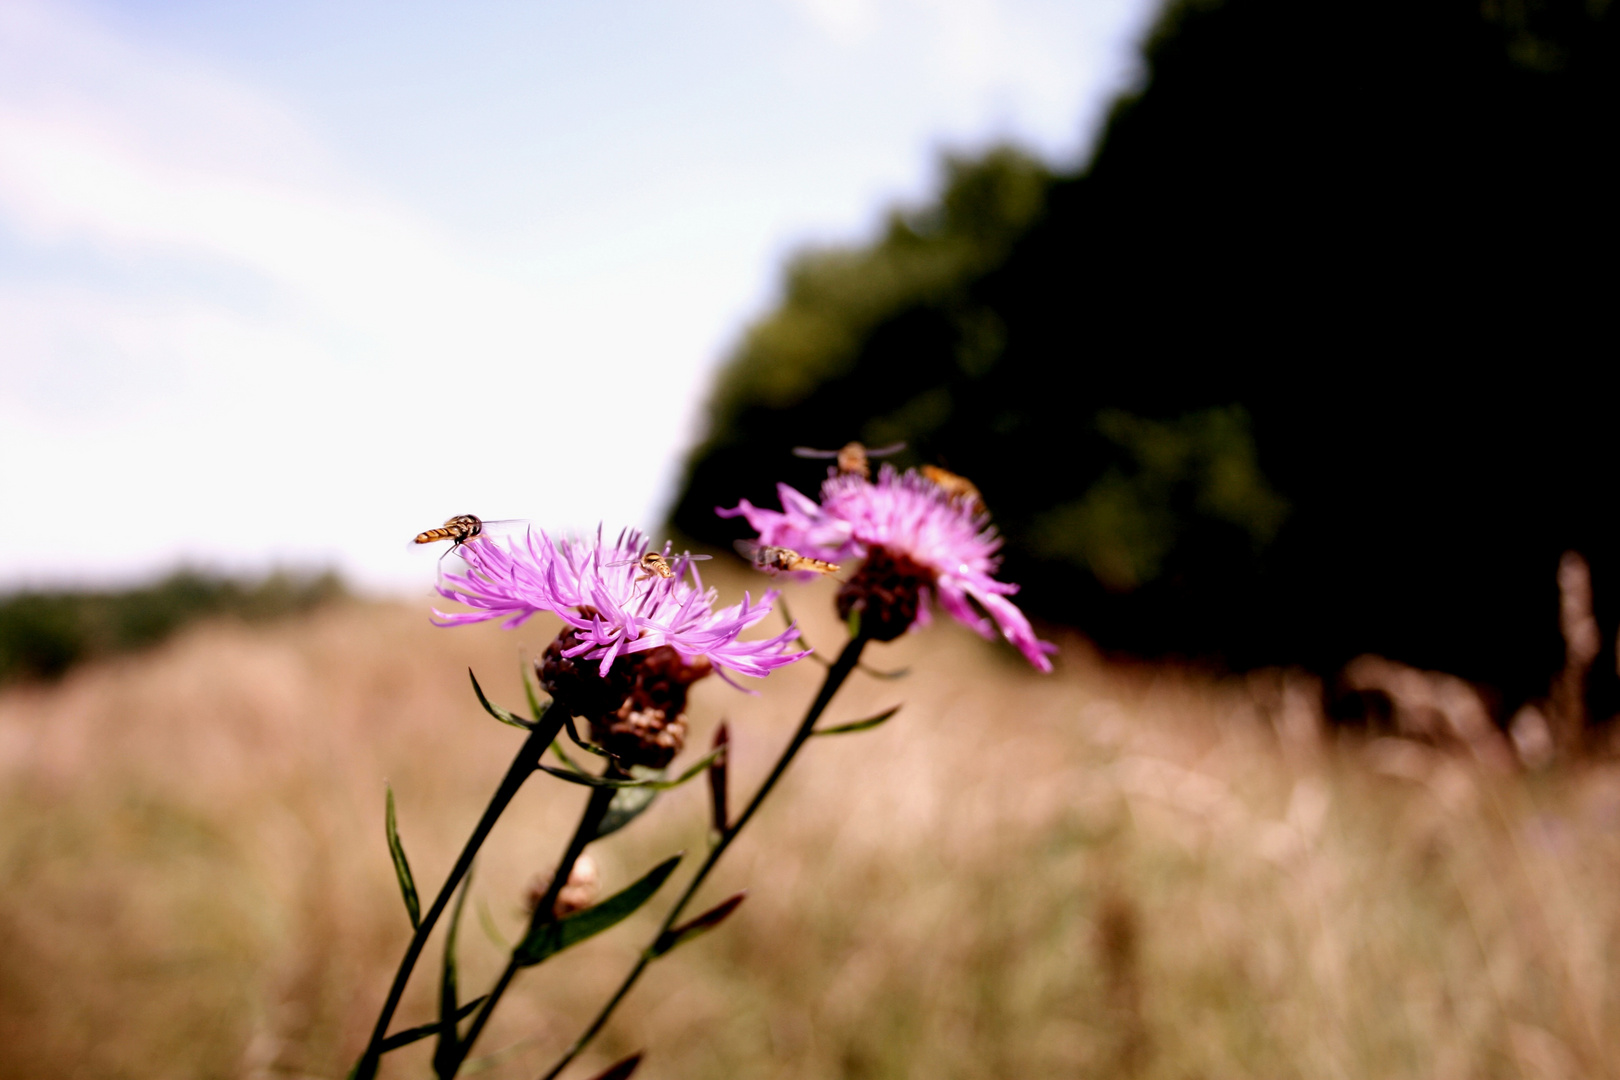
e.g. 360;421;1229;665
864;441;907;458
464;518;534;540
731;539;776;572
791;446;841;460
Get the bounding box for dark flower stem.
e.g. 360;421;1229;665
353;711;565;1080
449;780;618;1071
536;633;870;1080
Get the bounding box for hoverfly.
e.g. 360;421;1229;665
791;441;906;481
413;514;487;551
412;515;534;559
605;550;712;582
733;539;841;577
920;465;984;512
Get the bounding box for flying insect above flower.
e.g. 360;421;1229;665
791;441;905;481
412;515;537;563
413;514;485;548
734;539;841;577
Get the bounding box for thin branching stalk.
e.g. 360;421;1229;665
536;633;870;1080
450;781;618;1070
354;711;565;1080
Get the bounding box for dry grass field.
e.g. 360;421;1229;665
3;571;1620;1080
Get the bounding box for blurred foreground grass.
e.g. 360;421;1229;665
2;575;1618;1079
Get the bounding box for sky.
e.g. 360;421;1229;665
0;0;1157;593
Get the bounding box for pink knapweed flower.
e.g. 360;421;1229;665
435;526;806;684
720;466;1057;671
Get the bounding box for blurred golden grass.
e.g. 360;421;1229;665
3;575;1620;1079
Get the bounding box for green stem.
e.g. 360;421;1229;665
536;634;870;1080
353;712;563;1080
450;780;617;1071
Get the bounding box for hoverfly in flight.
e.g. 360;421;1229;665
605;550;712;582
412;515;534;560
791;440;906;481
733;539;841;577
414;514;486;550
920;465;984;512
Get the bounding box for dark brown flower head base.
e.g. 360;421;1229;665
538;613;637;720
591;645;712;768
539;615;714;769
836;544;936;642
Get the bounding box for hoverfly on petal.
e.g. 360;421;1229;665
733;539;841;577
791;441;905;481
604;550;712;581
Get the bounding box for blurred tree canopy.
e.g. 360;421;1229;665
673;0;1620;715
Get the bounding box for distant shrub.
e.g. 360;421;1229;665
0;570;346;684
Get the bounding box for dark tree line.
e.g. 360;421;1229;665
0;570;345;684
672;0;1620;720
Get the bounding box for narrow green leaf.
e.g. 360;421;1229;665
433;865;474;1077
538;744;725;790
585;1052;644;1080
659;744;726;788
539;763;630;787
469;669;532;729
650;892;747;958
476;898;511;951
376;997;488;1053
385;783;421;929
596;782;661;840
514;854;682;968
460;1034;542;1075
846;609;862;639
813;703;902;737
520;661;554;728
562;713;613;758
548;740;594;777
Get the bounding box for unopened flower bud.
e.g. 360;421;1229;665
836;544;935;641
525;852;600;919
